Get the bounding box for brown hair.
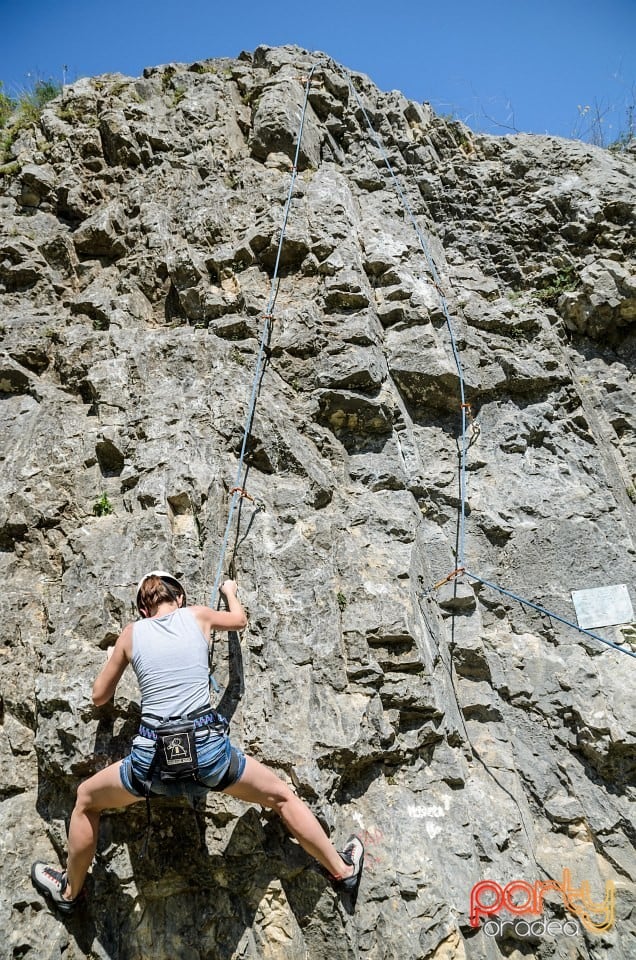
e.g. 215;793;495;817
138;575;184;617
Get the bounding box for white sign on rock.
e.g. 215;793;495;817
571;584;634;630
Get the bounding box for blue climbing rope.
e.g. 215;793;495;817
466;570;636;659
209;66;320;609
340;69;469;567
340;67;635;661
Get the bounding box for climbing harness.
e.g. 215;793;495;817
132;705;238;856
143;714;217;782
338;66;636;660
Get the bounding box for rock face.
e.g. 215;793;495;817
1;45;635;960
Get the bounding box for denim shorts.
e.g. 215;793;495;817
120;727;246;800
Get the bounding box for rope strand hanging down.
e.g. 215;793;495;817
339;65;635;661
208;66;321;609
338;67;470;569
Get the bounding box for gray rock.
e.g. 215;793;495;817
19;163;56;207
99;109;141;166
0;45;634;960
251;80;322;170
73;201;128;258
560;258;636;337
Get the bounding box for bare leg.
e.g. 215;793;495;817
222;756;353;879
64;761;142;899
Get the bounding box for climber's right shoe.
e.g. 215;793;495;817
31;862;82;916
333;834;364;893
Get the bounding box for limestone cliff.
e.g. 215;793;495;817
0;45;635;960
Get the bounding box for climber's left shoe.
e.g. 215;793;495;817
31;862;83;916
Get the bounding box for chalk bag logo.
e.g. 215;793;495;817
470;869;615;939
165;733;193;766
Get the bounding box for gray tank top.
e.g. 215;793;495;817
132;608;210;720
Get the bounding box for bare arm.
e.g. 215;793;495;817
191;580;247;639
92;623;133;706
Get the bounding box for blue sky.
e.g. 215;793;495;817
1;0;634;143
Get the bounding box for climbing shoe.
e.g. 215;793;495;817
334;834;364;893
31;863;82;916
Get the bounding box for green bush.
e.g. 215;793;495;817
28;78;60;110
532;267;578;307
0;76;61;162
93;493;114;517
0;82;15;128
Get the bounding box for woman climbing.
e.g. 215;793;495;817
31;571;364;913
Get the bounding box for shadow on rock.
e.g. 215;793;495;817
90;800;335;959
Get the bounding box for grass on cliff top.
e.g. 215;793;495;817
0;78;61;166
